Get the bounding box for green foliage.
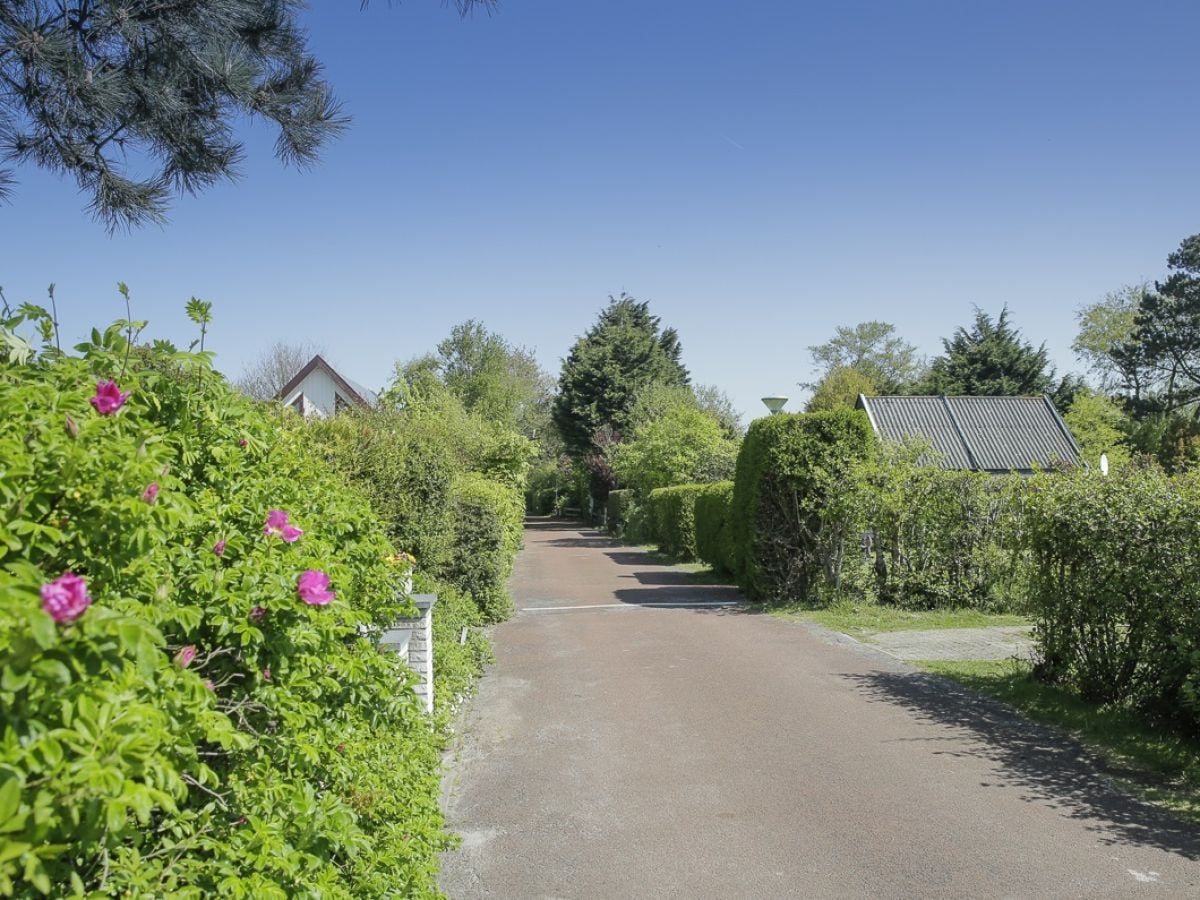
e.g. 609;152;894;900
645;485;709;559
307;410;458;576
605;489;638;533
693;482;735;574
729;410;873;603
0;309;450;895
447;474;524;621
0;1;351;229
525;457;572;515
611;403;738;496
1131;235;1200;416
805;366;876;413
628;382;742;439
921;307;1056;398
1073;285;1147;395
309;402;527;622
1023;465;1200;736
807;321;924;393
401;320;556;439
552;294;689;459
1063;391;1132;469
842;444;1029;611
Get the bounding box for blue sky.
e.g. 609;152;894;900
4;1;1198;421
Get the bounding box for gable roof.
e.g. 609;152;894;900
276;355;378;409
855;394;1082;473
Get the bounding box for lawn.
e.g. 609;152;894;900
772;601;1030;636
916;659;1200;826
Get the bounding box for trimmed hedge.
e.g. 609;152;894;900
646;484;708;558
694;481;735;574
730;410;873;603
1024;465;1200;734
448;473;524;621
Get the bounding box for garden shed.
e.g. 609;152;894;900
855;394;1082;474
277;354;378;418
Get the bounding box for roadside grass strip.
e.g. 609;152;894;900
771;601;1030;636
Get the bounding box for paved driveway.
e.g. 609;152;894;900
440;520;1200;899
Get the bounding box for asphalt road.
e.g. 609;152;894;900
439;520;1200;899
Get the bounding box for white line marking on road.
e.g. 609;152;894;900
520;601;741;611
1127;870;1160;883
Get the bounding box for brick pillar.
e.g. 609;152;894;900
379;593;437;714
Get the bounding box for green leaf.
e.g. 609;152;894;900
0;777;20;823
0;841;29;864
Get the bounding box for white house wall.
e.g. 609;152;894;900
281;368;342;418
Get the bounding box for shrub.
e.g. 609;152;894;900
447;473;524;621
843;444;1029;611
0;312;449;895
646;484;708;558
1023;464;1200;734
307;410;458;577
611;404;738;496
730;410;873;603
526;459;566;515
694;481;735;573
606;488;637;532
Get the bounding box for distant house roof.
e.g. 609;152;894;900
277;355;379;410
855;394;1082;474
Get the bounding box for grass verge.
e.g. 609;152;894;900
772;601;1029;636
916;658;1200;825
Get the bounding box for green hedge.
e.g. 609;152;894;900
646;484;708;558
730;410;873;603
0;313;449;895
840;445;1029;611
448;473;524;621
1023;465;1200;735
309;410;526;624
606;488;637;531
694;481;735;573
307;410;457;577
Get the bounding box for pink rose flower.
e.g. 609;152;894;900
175;645;197;668
204;680;216;691
89;380;130;415
142;482;159;504
213;539;227;556
238;437;248;448
263;509;302;542
249;605;267;621
40;572;92;624
297;570;335;606
262;668;272;682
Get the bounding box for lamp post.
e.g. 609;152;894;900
761;395;789;415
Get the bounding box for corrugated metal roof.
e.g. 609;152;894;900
856;395;1082;473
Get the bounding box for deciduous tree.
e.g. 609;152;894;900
808;321;923;393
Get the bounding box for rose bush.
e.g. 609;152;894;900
0;305;451;896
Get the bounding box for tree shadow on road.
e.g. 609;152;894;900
613;584;745;606
842;669;1200;860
